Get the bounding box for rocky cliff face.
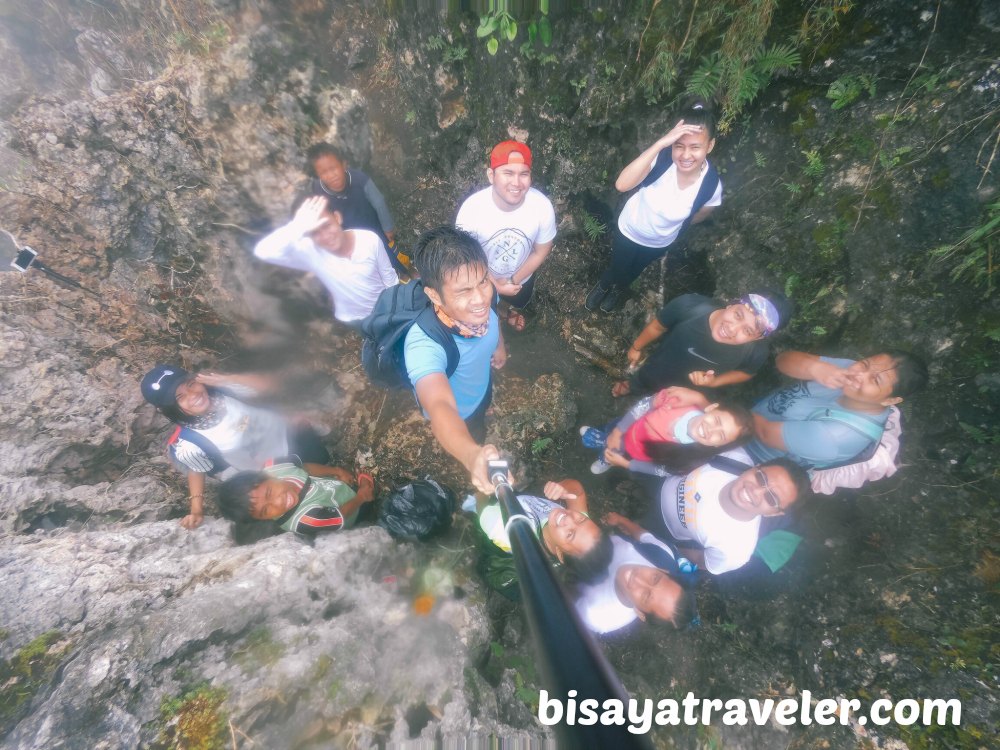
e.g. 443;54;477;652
1;1;997;748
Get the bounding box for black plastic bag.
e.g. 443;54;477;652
377;479;455;541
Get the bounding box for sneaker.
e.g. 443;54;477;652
578;426;606;449
584;282;609;311
590;458;612;475
460;494;478;514
599;287;621;313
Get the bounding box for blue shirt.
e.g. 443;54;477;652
403;310;500;419
747;357;889;468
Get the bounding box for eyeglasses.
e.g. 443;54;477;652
754;468;782;509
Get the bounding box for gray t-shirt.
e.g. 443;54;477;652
747;357;889;468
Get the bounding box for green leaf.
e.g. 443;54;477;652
540;0;549;14
539;15;552;46
527;20;537;45
506;19;517;42
477;16;498;38
487;36;499;55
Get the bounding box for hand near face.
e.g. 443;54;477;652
688;369;717;386
292;196;330;234
813;361;852;390
657;119;705;149
543;481;577;503
660;386;708;407
195;372;229;388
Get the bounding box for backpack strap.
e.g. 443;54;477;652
677;161;720;237
708;454;754;476
168;426;230;477
638;147;673;189
414;305;461;380
807;407;885;444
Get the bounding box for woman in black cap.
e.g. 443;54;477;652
140;365;328;529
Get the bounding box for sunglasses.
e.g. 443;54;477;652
754;468;782;509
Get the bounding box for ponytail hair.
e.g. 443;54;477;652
676;100;717;139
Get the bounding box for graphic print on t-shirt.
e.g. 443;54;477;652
483;227;532;277
674;475;700;530
686;347;719;365
765;382;812;415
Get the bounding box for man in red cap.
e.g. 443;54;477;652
456;140;557;332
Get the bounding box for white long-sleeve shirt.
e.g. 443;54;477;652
253;222;398;322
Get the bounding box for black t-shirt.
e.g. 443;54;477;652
634;294;769;392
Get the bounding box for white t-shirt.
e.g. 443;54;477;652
658;447;759;574
456;186;557;281
575;533;677;636
254;222;398;322
618;159;722;249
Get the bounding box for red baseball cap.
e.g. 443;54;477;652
490;140;532;169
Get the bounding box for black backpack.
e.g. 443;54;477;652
359;281;460;390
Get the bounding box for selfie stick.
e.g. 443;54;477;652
23;253;99;296
489;463;652;750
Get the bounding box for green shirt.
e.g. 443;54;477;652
264;461;357;535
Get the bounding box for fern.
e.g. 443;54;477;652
753;43;801;73
684;53;723;101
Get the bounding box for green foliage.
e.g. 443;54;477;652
959;421;1000;446
530;437;553;456
158;683;228;750
796;0;855;45
0;631;72;735
826;73;877;109
232;626;284;671
754;150;767;168
801;148;824;178
404;110;417;125
426;35;468;64
582;212;607;241
478;2;550;57
442;45;468;63
877;145;914;171
928;199;1000;298
637;0;821;131
784;182;802;195
679;44;800;129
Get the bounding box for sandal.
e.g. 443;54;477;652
611;380;631;398
505;307;527;332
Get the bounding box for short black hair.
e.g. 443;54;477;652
561;531;614;584
884;349;929;398
217;471;269;523
646;587;696;630
305;143;347;176
412;226;489;294
759;457;811;507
